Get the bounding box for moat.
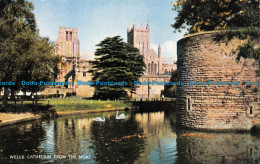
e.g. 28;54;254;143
0;109;259;163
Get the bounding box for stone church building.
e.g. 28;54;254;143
41;24;176;98
41;27;94;97
127;22;176;75
127;23;176;97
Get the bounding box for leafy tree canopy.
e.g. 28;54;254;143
171;0;260;33
0;0;60;100
89;36;145;99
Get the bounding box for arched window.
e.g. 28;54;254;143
148;63;151;74
151;62;154;74
154;63;157;74
165;69;167;73
69;32;72;41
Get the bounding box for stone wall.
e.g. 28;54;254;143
135;75;171;98
75;59;94;97
41;88;74;97
177;31;260;131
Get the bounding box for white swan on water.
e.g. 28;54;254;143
93;114;105;122
116;111;126;119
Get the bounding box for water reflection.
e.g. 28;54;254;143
0;121;46;163
90;115;145;163
135;111;177;164
0;110;259;163
176;130;260;164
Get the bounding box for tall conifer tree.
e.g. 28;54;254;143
89;36;145;99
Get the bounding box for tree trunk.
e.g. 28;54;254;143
3;86;9;106
11;88;15;100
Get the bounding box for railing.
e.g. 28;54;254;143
130;97;176;102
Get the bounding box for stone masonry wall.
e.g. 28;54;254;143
177;31;260;131
135;75;171;98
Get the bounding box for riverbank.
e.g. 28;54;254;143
0;113;41;127
0;98;131;127
56;107;126;116
0;108;128;127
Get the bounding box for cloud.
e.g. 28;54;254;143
151;41;177;61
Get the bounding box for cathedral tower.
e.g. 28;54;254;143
56;27;80;58
127;23;150;56
55;27;80;89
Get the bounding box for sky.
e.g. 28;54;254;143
32;0;185;61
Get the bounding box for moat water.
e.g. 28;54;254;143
0;109;259;163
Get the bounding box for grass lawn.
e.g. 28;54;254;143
38;97;131;111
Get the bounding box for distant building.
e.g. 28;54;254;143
127;23;176;97
41;27;94;97
42;24;176;98
127;22;176;75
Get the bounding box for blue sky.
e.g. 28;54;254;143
32;0;184;60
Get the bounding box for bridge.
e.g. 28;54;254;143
128;97;176;111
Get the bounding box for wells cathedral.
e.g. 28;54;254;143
42;23;176;98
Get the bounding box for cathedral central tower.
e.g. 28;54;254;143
127;22;162;75
127;22;150;56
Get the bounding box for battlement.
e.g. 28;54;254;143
57;27;79;42
56;27;80;58
127;23;150;33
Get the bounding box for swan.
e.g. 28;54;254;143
93;114;105;122
116;111;126;119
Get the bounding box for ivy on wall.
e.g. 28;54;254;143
214;27;260;68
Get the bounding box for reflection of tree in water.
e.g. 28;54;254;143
164;106;177;132
176;129;260;164
0;121;46;161
90;114;145;163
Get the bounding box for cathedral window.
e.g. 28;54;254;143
69;32;72;41
148;63;151;74
83;72;86;77
154;63;157;74
83;66;85;70
151;62;154;74
66;31;69;41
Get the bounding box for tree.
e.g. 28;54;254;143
171;0;260;33
19;36;60;95
88;36;145;99
163;71;177;98
0;0;37;104
0;0;59;105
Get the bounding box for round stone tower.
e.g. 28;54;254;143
176;31;260;131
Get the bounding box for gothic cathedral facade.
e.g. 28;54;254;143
127;23;163;75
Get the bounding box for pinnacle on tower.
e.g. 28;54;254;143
158;42;161;59
133;21;136;29
146;23;150;30
127;25;131;32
